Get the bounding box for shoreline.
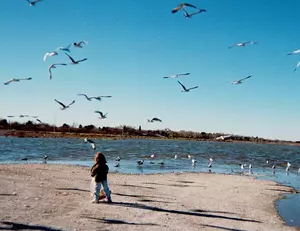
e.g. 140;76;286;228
0;164;299;231
2;129;300;147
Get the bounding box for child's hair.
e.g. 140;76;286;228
94;152;107;164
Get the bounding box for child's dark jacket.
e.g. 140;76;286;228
91;163;109;182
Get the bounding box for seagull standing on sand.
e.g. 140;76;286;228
232;75;252;85
43;51;58;62
73;41;88;48
84;138;96;150
177;81;198;92
26;0;43;6
54;99;75;110
65;53;87;65
43;155;48;164
208;158;213;168
147;118;162;123
163;73;190;79
95;111;107;119
287;49;300;55
228;41;257;49
4;78;32;85
48;63;67;80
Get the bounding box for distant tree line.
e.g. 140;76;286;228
0;118;297;144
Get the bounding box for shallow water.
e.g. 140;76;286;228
0;137;299;227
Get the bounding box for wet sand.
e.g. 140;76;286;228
0;164;299;231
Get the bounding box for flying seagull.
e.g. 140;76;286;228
147;117;162;123
84;138;96;150
43;51;58;62
228;41;257;49
232;75;252;85
65;53;87;65
56;44;71;53
48;63;67;80
91;96;112;101
78;94;93;101
182;8;206;18
26;0;43;6
4;78;32;85
19;115;29;118
74;41;88;48
163;73;190;79
294;61;300;72
54;99;75;110
78;94;112;101
36;118;43;123
95;111;107;119
177;81;198;92
287;49;300;55
216;135;232;140
172;3;199;13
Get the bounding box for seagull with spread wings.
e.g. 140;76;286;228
54;99;75;110
294;61;300;72
182;8;206;18
56;44;71;53
78;94;112;101
177;81;198;92
4;77;32;85
147;118;162;123
172;3;199;13
74;41;88;48
228;41;257;49
65;53;87;65
48;63;67;80
90;96;112;101
287;49;300;55
26;0;43;6
163;73;190;79
95;111;107;119
43;51;58;62
84;138;96;150
232;75;252;85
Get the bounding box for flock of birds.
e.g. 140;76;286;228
4;1;300;176
5;1;300;124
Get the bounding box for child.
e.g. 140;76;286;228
90;152;112;203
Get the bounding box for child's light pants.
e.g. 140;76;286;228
90;177;111;201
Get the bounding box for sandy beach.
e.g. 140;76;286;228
0;164;299;231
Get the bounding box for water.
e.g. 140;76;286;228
0;137;300;227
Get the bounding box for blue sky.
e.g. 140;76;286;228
1;0;300;141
